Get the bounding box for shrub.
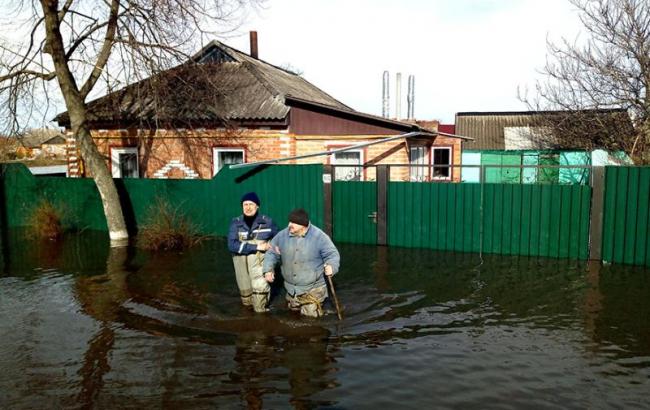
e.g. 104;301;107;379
28;199;63;240
137;198;205;251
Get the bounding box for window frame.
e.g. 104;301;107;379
110;146;139;178
408;144;431;181
329;147;365;181
432;146;453;180
212;147;246;176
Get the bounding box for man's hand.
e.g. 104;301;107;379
324;264;333;276
264;271;275;283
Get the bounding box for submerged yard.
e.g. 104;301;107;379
1;230;649;409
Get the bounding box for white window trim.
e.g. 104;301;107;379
111;147;139;178
409;144;430;182
213;147;245;176
331;148;364;181
432;146;452;180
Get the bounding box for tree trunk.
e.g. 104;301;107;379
73;122;129;243
40;1;128;245
639;118;650;165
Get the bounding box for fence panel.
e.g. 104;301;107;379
602;167;650;266
482;184;590;259
387;181;590;259
387;182;482;252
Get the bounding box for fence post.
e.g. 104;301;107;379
0;165;6;271
589;166;605;261
377;165;388;246
323;165;333;237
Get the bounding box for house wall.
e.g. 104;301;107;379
461;149;620;184
290;106;413;135
41;143;67;158
67;129;462;181
72;128;290;179
294;135;461;182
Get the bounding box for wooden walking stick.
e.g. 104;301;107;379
326;274;343;321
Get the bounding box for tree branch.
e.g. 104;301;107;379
79;0;120;99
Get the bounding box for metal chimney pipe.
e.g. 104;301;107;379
250;31;258;59
396;72;402;120
407;75;415;120
382;71;390;118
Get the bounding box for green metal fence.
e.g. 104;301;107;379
387;182;591;259
0;163;323;236
1;162;650;267
602;167;650;266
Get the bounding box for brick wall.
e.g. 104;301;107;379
67;128;462;181
70;128;290;179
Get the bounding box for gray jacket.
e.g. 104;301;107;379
262;224;340;296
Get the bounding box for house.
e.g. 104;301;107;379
455;110;634;184
55;35;465;182
15;129;67;159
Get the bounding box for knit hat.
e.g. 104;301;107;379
288;208;309;227
241;192;260;206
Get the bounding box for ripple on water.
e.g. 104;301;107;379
1;235;650;408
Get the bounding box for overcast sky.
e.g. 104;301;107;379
223;0;584;123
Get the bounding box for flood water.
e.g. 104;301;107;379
1;230;649;409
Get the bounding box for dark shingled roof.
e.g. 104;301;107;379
55;41;351;126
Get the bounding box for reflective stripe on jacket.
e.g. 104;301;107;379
227;214;278;255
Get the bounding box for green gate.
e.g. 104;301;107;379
332;181;377;244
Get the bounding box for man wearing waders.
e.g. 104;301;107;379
228;192;278;312
263;208;340;318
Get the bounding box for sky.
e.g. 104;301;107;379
221;0;584;123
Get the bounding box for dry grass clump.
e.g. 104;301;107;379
27;200;63;240
137;199;205;251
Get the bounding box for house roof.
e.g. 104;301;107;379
54;41;351;127
456;109;630;150
17;129;66;148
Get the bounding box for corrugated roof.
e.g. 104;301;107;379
456;113;535;150
55;41;350;126
456;110;629;150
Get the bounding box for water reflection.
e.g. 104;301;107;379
1;231;649;408
74;246;130;408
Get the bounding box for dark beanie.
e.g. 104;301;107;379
241;192;260;206
288;208;309;227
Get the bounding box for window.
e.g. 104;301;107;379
432;147;452;179
409;145;429;181
111;147;139;178
332;149;363;181
213;148;245;175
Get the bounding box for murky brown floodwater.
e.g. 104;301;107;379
1;230;649;409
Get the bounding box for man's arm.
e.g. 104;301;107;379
262;235;281;273
319;233;340;275
227;219;256;255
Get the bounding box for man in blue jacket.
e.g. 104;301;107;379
228;192;278;312
263;208;340;318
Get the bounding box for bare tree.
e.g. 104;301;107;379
522;0;650;164
0;0;259;244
